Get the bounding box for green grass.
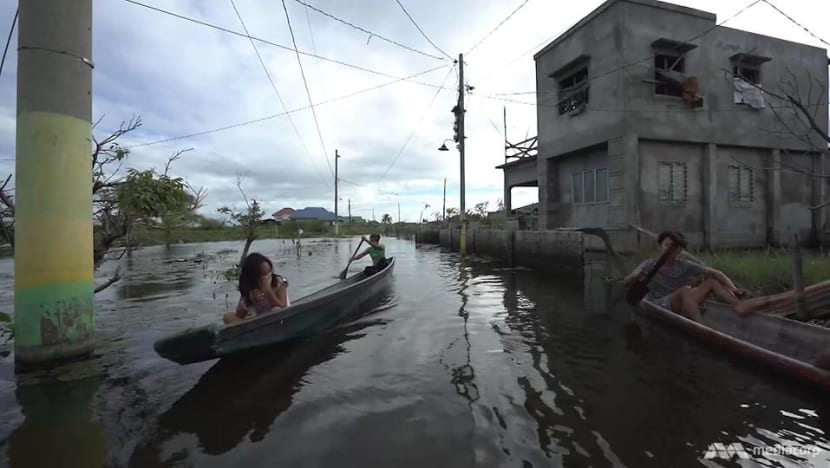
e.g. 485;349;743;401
692;249;830;294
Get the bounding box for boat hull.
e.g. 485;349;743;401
638;298;830;390
155;258;395;364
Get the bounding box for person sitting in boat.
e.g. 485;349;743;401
223;252;289;324
623;230;757;322
351;234;389;274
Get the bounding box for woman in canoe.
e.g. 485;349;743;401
223;252;289;324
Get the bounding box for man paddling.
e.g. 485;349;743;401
351;234;389;274
624;231;756;322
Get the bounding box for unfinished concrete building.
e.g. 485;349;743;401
504;0;829;248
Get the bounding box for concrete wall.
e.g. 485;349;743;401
416;226;585;274
712;145;768;247
534;1;625;159
638;139;705;248
621;1;829;151
528;0;829;248
555;144;610;227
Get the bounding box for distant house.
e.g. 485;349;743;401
292;207;336;222
272;207;295;222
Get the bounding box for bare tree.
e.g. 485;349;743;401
217;174;264;268
723;66;830;244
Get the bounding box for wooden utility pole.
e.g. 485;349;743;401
348;198;351;224
457;53;467;254
442;178;447;222
398;202;401;224
15;0;95;369
334;150;340;235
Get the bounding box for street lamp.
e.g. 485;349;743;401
438;138;453;151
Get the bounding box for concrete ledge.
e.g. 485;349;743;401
417;226;585;275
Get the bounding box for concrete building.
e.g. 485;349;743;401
502;0;829;248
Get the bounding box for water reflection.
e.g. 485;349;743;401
449;261;479;404
7;376;106;468
116;247;203;302
128;299;393;465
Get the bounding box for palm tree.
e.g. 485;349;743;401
381;213;393;224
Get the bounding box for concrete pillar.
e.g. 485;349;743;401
622;134;640;227
769;149;781;246
536;155;548;230
504;177;512;214
504;219;518;267
702;143;718;249
14;0;95;369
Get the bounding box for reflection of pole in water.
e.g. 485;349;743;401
451;259;479;404
8;376;106;467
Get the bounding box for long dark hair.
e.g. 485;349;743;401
239;252;272;306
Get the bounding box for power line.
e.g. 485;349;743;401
393;0;453;60
125;64;449;149
281;0;333;178
761;0;830;49
229;0;328;189
380;65;456;181
466;0;529;55
121;0;453;91
0;8;17;79
293;0;446;61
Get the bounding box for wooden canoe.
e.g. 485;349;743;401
638;296;830;390
154;257;395;365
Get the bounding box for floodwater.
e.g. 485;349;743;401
0;237;829;468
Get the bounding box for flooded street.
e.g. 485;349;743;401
0;237;828;467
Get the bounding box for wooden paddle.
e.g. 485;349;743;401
625;243;678;306
339;238;365;279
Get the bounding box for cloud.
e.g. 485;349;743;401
1;0;828;222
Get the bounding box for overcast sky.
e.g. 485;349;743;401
0;0;828;222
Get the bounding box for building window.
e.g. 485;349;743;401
654;54;685;96
572;168;608;205
733;65;760;84
658;161;687;203
728;164;754;203
558;66;589;115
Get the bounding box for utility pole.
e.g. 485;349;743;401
398;202;401;224
15;0;95;369
372;208;375;222
457;53;467;253
442;178;447;222
334;150;340;235
348;198;351;224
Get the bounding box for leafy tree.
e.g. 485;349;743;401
0;116;204;292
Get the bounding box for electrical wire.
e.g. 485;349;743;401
126;64;449;149
229;0;329;189
281;0;333;178
761;0;830;49
380;64;456;181
393;0;453;60
475;0;761;92
0;9;17;79
122;0;453;91
466;0;529;55
293;0;447;61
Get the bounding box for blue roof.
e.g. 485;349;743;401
292;207;336;221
